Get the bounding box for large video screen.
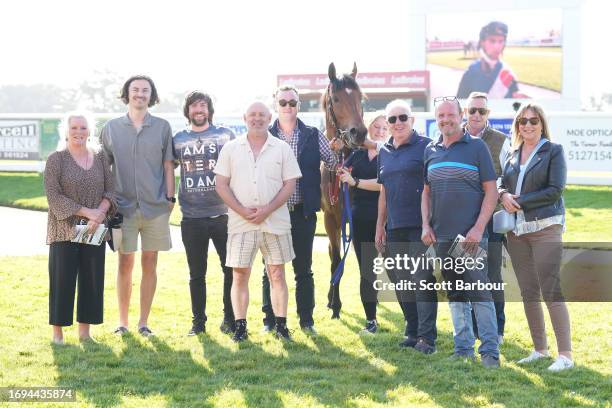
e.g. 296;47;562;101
426;9;562;99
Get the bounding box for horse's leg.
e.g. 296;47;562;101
324;211;342;318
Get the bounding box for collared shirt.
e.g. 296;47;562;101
277;124;338;206
466;121;511;174
214;132;302;235
424;133;496;240
100;112;174;219
377;130;430;230
173;125;235;218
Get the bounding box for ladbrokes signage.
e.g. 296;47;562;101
0;120;40;160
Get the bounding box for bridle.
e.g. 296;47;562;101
325;83;363;150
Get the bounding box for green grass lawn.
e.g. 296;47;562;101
2;172;610;244
427;46;562;92
1;251;610;407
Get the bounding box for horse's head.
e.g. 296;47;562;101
322;62;367;149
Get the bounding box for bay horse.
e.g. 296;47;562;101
320;62;368;318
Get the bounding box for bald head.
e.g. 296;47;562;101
244;100;272;136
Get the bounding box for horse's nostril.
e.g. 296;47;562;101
349;128;357;135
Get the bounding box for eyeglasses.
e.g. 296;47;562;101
278;99;298;108
518;117;540;126
387;114;409;124
434;96;458;104
468;107;488;115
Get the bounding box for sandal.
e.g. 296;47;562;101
138;326;154;337
113;326;129;335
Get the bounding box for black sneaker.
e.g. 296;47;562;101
232;328;248;342
274;325;293;342
188;324;205;336
360;320;378;335
399;335;418;348
414;339;436;355
301;325;318;336
219;320;235;334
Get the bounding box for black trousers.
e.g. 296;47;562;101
386;227;438;344
262;206;316;327
472;220;506;336
49;241;105;326
181;216;234;325
352;217;378;321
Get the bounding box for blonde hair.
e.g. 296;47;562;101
510;103;551;150
56;111;100;152
365;111;388;141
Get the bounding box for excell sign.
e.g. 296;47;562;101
0;120;40;160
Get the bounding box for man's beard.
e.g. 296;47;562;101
190;115;208;127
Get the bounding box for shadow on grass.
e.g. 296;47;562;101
52;328;399;407
338;303;611;407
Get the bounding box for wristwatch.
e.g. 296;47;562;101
354;178;360;187
166;196;176;203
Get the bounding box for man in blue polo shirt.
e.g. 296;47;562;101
421;97;500;367
376;100;438;354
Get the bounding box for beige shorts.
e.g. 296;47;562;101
226;231;294;268
120;209;172;253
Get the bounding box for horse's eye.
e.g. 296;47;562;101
333;97;339;103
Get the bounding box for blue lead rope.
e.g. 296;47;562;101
331;178;354;286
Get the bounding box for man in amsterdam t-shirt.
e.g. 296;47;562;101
173;91;236;336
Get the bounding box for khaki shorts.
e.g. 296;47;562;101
120;209;172;253
226;231;294;268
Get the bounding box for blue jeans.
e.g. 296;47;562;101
437;238;499;358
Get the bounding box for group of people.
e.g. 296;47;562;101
44;74;573;372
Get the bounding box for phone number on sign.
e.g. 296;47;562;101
1;387;76;402
568;150;612;161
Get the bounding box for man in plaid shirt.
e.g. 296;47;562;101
262;85;340;334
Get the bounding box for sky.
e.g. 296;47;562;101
1;0;609;112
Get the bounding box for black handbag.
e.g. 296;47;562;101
107;212;123;252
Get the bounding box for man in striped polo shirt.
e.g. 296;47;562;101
421;97;500;368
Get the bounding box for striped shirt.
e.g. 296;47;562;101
424;134;496;240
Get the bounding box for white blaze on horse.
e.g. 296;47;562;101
320;62;367;318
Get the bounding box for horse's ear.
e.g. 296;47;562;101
351;62;358;79
328;63;337;82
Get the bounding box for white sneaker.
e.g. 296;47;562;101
547;355;574;372
498;335;504;345
517;350;550;364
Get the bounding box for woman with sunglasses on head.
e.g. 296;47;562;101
44;112;115;344
338;113;387;334
499;103;572;371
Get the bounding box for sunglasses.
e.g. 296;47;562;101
387;114;409;124
518;117;540;126
434;96;458;104
278;99;298;108
468;107;488;115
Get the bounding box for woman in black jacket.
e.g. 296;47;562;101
338;113;387;334
498;103;573;372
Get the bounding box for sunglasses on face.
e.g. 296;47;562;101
387;114;409;124
518;117;540;126
468;107;488;115
278;99;298;108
